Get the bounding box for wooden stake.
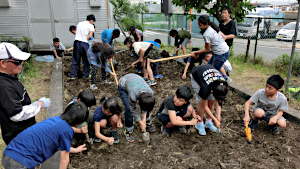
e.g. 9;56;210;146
110;59;118;85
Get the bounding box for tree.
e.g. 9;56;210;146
109;0;149;37
171;0;255;23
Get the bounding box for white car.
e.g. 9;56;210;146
276;22;300;41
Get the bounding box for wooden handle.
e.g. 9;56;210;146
110;59;118;85
66;47;74;52
151;54;191;63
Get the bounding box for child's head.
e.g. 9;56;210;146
69;25;76;35
154;39;161;45
169;29;178;37
113;29;120;38
137;92;155;112
174;85;193;106
198;15;220;34
53;38;60;47
101;97;122;116
266;75;284;94
77;90;96;108
129;26;136;34
86;14;96;24
61;101;89;126
124;37;134;48
211;79;229;106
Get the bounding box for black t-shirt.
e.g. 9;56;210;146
191;64;225;100
0;72;36;144
157;95;190;116
219;19;237;47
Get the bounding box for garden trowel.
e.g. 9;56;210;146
142;130;150;145
244;122;252;143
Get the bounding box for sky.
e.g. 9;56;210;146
249;0;297;3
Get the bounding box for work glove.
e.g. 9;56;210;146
38;97;51;108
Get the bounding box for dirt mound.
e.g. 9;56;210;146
63;51;300;168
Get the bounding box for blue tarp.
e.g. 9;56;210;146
35;55;54;62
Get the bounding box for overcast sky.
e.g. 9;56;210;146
250;0;297;3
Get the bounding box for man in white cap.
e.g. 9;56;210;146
0;42;51;145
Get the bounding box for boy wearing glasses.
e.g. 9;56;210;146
0;43;51;145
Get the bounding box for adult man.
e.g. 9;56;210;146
69;14;95;79
0;42;51;145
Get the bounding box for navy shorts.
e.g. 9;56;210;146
156;104;189;126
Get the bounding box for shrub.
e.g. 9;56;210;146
273;52;300;76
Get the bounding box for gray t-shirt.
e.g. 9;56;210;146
250;89;288;116
203;26;229;55
119;73;154;123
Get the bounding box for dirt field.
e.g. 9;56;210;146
63;51;300;169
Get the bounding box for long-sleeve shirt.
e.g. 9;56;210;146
118;73;154;122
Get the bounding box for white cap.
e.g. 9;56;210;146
0;42;31;61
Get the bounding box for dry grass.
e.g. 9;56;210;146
0;61;52;168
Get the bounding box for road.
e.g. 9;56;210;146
118;30;300;62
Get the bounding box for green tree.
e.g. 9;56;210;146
171;0;255;22
109;0;149;37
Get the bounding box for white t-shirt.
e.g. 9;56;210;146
75;21;94;43
133;42;151;55
203;26;229;55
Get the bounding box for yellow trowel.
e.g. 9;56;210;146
244;122;252;143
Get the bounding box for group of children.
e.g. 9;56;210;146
2;12;289;168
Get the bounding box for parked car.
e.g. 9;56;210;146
276;22;300;41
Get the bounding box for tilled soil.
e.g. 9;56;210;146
63;50;300;169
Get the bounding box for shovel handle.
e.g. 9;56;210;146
151;54;191;63
110;59;118;86
245;122;248;129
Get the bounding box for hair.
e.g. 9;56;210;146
124;37;134;46
113;29;120;38
91;43;115;66
169;29;178;36
101;96;122;115
129;26;136;31
176;85;193;101
61;101;89;126
154;39;161;44
53;38;59;42
137;92;155;112
69;25;76;32
77;90;96;108
192;48;200;52
198;15;220;34
267;75;284;89
86;14;96;21
211;79;229;107
222;6;232;14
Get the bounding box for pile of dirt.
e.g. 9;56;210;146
63;51;300;168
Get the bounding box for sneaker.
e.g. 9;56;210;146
273;126;280;135
68;77;75;80
161;126;170;137
93;137;102;143
143;77;149;82
205;121;217;132
146;122;156;133
90;84;98;90
147;80;157;86
124;129;135;142
154;74;163;79
137;69;142;73
178;126;187;134
195;124;206;135
114;60;118;64
101;80;113;84
248;119;258;132
130;54;135;57
226;77;232;83
110;130;119;144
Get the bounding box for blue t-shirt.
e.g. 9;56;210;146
94;106;112;122
4;116;74;169
144;41;160;49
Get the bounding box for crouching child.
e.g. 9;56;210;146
243;75;288;135
2;101;89;169
156;85;200;137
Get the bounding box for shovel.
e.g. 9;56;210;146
110;59;118;85
151;54;191;63
244;122;252;143
83;125;93;145
142;130;150;145
121;55;151;73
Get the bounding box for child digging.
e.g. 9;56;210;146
94;97;123;144
243;75;288;135
2;101;88;169
124;37;158;86
156;85;200;137
191;64;229;136
118;73;156;142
